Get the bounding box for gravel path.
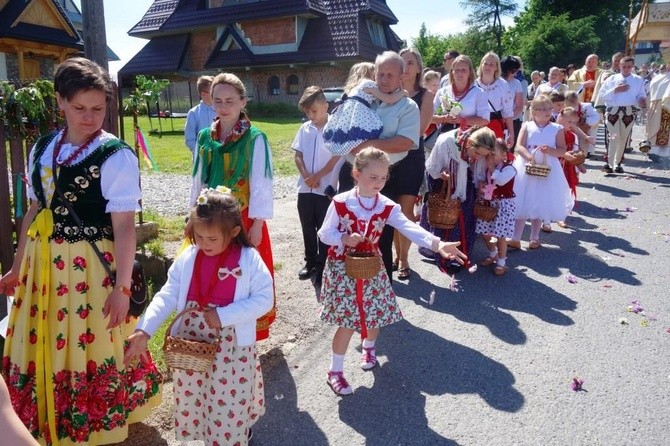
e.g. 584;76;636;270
140;173;299;218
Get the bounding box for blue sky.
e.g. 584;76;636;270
75;0;521;78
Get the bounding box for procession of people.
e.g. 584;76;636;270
0;42;668;444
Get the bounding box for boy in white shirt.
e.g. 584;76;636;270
184;75;216;161
292;86;340;287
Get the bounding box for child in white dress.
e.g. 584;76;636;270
323;62;404;196
125;188;273;445
318;148;466;396
508;96;574;250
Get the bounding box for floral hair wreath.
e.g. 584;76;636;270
196;185;232;206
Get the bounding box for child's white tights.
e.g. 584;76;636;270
512;218;542;241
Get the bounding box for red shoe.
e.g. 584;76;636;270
361;347;377;370
327;371;353;396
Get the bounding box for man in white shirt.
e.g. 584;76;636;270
600;56;647;173
184;76;216;162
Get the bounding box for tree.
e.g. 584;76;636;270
511;13;600;73
460;0;517;54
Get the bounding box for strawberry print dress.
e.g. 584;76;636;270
173;244;264;445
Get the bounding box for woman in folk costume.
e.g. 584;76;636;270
190;73;276;341
476;51;515;147
424;127;497;274
0;57;161;445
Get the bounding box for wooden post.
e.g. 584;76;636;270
133;114;144;225
0;125;14;276
81;0;118;136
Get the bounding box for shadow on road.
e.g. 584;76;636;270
253;348;328;445
336;319;522;445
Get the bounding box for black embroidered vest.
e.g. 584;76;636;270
31;132;133;243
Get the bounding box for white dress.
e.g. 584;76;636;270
512;121;574;221
323;79;384;155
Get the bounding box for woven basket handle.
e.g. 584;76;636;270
162;307;222;350
439;173;453;199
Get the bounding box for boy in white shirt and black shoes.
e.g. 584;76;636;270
600;56;647;173
292;86;340;287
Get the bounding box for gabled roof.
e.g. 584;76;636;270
0;0;81;48
119;34;189;77
121;0;401;74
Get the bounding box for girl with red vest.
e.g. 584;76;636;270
476;138;518;276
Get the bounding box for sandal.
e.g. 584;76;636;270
361;347;377;370
392;259;399;272
326;371;353;396
506;239;521;250
557;221;568;229
480;256;497;266
493;265;507;276
541;224;552;233
397;267;411;280
529;240;541;250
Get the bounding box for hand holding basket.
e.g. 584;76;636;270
163;307;221;372
345;237;382;280
525;149;551;177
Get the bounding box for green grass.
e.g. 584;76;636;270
147;311;174;375
141;208;185;242
120;115;301;176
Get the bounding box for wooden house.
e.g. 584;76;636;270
0;0;82;82
118;0;404;104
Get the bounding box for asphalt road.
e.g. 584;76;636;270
251;125;670;446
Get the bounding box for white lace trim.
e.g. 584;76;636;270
106;199;140;213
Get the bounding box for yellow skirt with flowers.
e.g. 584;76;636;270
2;212;162;445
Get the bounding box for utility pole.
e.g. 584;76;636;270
81;0;118;134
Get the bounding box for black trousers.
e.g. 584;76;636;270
339;161;398;282
297;192;331;269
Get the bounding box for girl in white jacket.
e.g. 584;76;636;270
125;187;273;446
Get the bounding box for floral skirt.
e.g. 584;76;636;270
173;302;264;446
318;258;402;331
2;236;162;445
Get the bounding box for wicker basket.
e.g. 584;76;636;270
473;198;498;221
345;242;381;280
525;150;551;177
427;174;461;229
564;150;586;166
163;308;221;372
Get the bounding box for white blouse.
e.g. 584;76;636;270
27;130;141;213
433;84;489;121
476;78;514;118
190;134;274;220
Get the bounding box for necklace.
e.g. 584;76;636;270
355;188;378;211
53;128;102;166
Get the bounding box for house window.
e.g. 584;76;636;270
268;75;280;95
367;20;387;47
287;75;299;95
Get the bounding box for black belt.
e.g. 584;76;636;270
606;106;639;114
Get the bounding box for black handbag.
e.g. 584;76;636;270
51;148;148;318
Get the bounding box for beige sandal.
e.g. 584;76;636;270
493;265;507;276
480;256;497;266
529;240;541;250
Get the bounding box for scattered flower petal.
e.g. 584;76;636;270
274;394;284;400
624;207;637;212
640;319;649;327
619;317;629;325
468;264;478;273
571;377;585;392
429;290;436;305
665;328;670;334
447;275;461;293
603;284;612;288
565;274;578;284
